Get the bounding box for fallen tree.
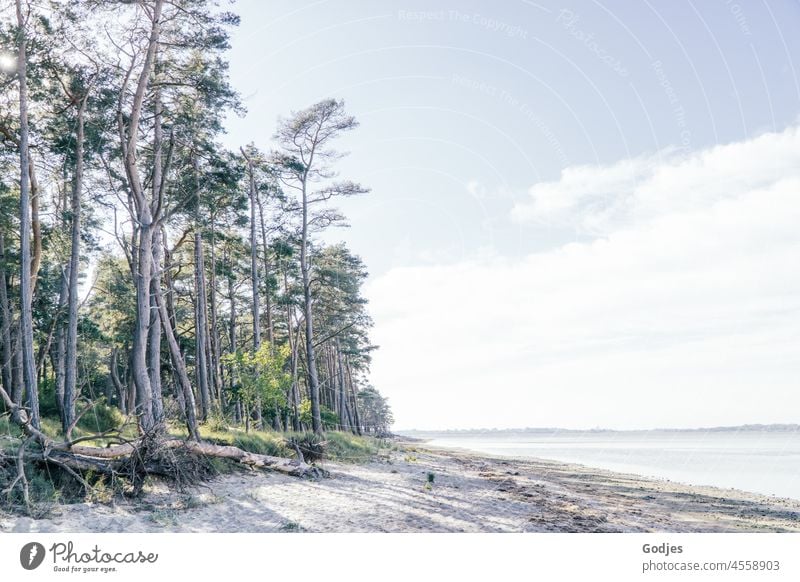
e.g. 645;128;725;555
1;385;321;514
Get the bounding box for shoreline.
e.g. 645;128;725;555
2;442;798;533
416;440;799;504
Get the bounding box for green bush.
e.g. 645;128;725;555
205;413;229;433
77;403;125;434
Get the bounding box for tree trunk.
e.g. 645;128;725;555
29;157;42;292
244;155;261;351
110;348;126;415
194;230;211;420
132;224;154;430
54;279;67;425
149;232;164;427
336;343;353;432
300;181;322;433
345;356;362;435
126;349;136;415
227;262;237;420
208;219;222;404
63;95;87;433
243;153;263;430
257;197;274;344
281;264;301;431
12;331;23;409
15;0;40;429
154;285;200;441
0;233;15;404
123;0;163;434
162;229;179;339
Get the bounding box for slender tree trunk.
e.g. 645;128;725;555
243;153;261;351
325;344;335;413
283;263;301;431
29;158;42;292
203;286;214;409
300;180;322;433
345;356;362;435
192;151;211;420
243;153;262;429
54;277;67;424
145;78;168;429
126;349;135;415
132;224;154;429
290;331;301;431
149;233;164;426
12;332;23;409
16;0;39;428
194;231;211;420
257;198;274;344
336;343;353;432
162;229;179;338
208;218;222;404
227;263;239;422
0;234;15;404
110;348;126;415
63;95;87;433
154;285;199;441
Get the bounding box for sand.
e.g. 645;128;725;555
2;443;798;533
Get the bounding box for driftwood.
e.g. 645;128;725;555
0;387;321;509
169;440;316;477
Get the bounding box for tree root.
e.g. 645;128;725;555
0;387;323;511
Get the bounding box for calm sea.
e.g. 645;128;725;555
405;429;800;500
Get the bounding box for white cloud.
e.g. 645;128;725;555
511;127;800;235
367;127;800;430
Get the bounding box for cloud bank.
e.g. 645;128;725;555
367;127;800;430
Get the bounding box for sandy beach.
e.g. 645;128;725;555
2;443;798;533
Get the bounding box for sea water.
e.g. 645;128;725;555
405;429;800;500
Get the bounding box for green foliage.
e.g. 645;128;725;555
76;402;125;434
88;255;136;345
222;343;291;422
37;377;60;419
357;386;394;435
298;399;311;424
0;2;390;473
0;416;22;452
298;399;339;429
205;413;230;433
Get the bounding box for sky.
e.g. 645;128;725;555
221;0;800;430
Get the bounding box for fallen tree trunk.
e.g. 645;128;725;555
0;385;321;497
47;435;319;478
166;440;317;477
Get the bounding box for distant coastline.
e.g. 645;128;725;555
399;423;800;435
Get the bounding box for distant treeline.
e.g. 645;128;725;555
402;424;800;436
